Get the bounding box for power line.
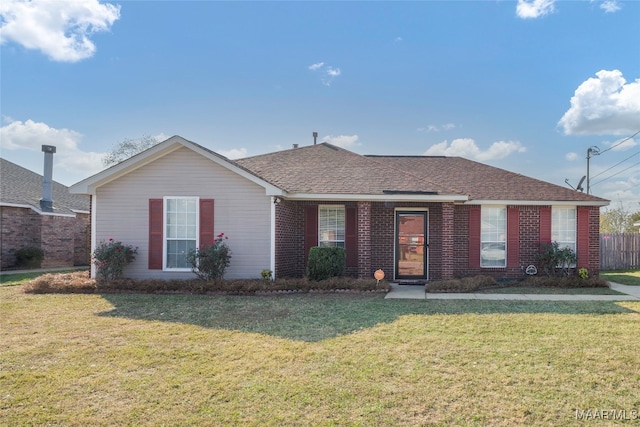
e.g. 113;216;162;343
598;130;640;155
591;149;640;180
591;161;640;187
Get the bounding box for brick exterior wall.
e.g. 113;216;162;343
586;206;601;276
274;199;305;278
272;200;603;281
357;201;372;278
0;206;90;270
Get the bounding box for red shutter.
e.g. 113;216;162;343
468;207;481;268
539;206;551;245
345;205;358;267
199;199;215;247
577;207;589;268
149;199;163;269
507;207;520;268
304;205;318;264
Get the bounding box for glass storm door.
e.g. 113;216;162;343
396;212;428;279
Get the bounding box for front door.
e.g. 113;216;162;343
396;211;428;280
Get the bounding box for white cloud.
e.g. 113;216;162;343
218;147;247;159
308;61;342;86
323;134;360;149
516;0;555;19
604;137;638;152
558;70;640;136
424;138;526;161
0;119;105;184
0;0;120;62
419;123;456;132
599;0;621;13
566;152;579;161
593;176;640;212
394;36;403;42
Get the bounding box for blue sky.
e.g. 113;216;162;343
1;0;639;211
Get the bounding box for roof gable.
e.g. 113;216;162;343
69;135;283;196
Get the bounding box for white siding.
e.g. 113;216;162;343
95;147;271;279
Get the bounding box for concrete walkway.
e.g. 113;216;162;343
385;282;640;301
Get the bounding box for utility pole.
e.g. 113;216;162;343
586;146;599;195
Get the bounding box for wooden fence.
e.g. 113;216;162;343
600;233;640;270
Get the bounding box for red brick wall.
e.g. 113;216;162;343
1;207;41;269
273;200;603;280
274;199;305;278
357;201;372;278
0;206;90;270
274;200;360;278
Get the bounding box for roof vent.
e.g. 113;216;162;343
293;144;299;149
313;131;318;145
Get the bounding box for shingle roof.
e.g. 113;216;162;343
369;155;608;203
236;143;608;203
235;143;464;196
0;158;90;215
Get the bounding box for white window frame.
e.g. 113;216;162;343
552;206;576;253
480;205;507;268
318;205;345;248
163;196;199;271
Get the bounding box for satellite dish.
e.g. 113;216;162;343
576;175;586;192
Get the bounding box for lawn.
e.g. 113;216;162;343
1;285;639;426
601;270;640;286
0;268;88;286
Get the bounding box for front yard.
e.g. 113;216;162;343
1;284;639;426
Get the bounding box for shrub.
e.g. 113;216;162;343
14;246;44;269
92;239;138;281
261;269;273;284
185;233;231;281
306;247;345;281
578;267;589;280
427;275;499;293
520;275;608;288
22;271;390;294
536;241;577;277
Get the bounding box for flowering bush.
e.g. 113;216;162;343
92;238;138;281
186;233;231;280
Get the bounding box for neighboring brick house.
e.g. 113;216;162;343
70;135;609;281
0;158;91;270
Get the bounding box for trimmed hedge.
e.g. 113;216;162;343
306;247;345;281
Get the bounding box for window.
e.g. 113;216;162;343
481;206;506;267
552;207;576;252
165;197;198;269
318;205;345;248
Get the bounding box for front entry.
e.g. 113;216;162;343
395;211;428;280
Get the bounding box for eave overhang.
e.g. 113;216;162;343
464;199;610;207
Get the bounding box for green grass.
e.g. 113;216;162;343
476;286;623;295
0;271;49;286
0;269;89;286
2;285;639;426
601;270;640;286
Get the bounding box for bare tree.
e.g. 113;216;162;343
102;135;160;167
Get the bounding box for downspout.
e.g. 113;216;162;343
270;196;277;279
90;195;97;279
